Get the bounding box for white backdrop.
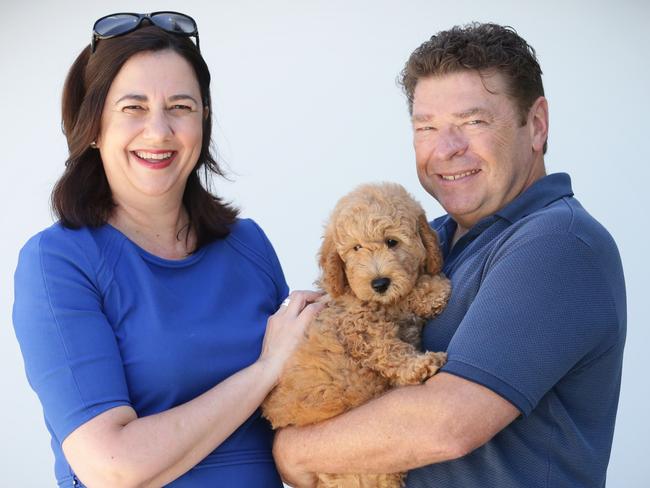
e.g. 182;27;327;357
2;0;648;486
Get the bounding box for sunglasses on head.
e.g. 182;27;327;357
91;11;200;53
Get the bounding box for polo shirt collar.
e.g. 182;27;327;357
495;173;573;224
435;173;574;258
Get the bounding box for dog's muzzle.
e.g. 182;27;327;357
371;277;391;294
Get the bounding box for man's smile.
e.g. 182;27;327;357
438;169;481;181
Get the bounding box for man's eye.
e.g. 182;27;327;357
170;105;193;111
353;244;362;251
386;239;399;248
416;126;436;131
467;119;485;126
122;105;144;112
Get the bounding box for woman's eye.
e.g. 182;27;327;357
467;119;485;126
386;239;399;248
416;126;436;132
170;104;193;111
353;244;362;251
122;105;144;112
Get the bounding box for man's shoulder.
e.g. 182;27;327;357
511;196;618;256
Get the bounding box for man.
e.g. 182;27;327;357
274;23;626;487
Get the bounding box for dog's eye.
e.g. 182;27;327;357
353;244;362;251
386;239;399;248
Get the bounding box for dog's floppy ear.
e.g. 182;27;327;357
318;229;347;297
418;214;444;275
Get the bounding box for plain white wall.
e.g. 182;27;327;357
2;0;648;486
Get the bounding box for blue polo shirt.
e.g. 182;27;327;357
406;173;626;488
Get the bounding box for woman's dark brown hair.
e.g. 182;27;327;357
53;25;238;250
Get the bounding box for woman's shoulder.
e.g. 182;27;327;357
20;223;88;262
17;223;122;286
225;218;274;260
21;222;119;256
222;218;286;287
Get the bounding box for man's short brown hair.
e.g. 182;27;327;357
400;22;544;128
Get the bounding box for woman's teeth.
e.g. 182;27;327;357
135;151;173;161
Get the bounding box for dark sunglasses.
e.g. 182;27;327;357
91;11;200;53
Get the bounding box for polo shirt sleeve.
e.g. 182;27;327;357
12;230;131;442
441;233;620;416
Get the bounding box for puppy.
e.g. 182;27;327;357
263;182;451;487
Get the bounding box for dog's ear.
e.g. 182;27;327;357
418;214;444;275
318;230;347;297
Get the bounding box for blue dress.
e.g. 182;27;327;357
13;218;288;487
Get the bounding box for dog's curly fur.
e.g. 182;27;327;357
263;183;451;488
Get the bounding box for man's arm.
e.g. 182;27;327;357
273;371;519;487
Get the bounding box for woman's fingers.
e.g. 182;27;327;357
259;290;326;383
278;290;325;316
298;300;326;323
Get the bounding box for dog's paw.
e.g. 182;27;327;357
407;274;451;318
393;351;447;385
423;350;447;377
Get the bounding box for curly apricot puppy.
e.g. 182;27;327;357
263;183;451;488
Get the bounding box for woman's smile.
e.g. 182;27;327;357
131;149;178;170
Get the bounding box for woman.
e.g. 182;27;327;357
12;12;321;487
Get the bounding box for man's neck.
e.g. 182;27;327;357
451;225;469;248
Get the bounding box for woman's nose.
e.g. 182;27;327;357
143;109;173;141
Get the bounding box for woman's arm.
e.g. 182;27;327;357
62;291;324;488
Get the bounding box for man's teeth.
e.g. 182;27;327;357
441;169;479;181
135;151;173;160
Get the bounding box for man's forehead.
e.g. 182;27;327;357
411;71;511;118
414;71;507;97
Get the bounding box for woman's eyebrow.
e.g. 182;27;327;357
114;94;199;104
168;94;199;104
115;94;147;104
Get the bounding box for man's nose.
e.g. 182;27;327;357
434;125;468;160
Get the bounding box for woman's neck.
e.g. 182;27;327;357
109;199;195;260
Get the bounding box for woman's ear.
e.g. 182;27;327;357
418;214;444;275
318;229;347;297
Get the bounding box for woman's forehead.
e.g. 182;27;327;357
107;50;201;100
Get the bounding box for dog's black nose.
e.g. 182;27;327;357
371;277;391;293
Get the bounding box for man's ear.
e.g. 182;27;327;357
528;96;548;153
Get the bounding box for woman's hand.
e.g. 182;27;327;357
258;290;325;385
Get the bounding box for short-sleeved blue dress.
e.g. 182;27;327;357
13;218;288;487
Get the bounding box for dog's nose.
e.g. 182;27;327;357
371;277;391;294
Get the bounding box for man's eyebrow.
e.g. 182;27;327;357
411;107;491;122
411;113;434;123
453;107;491;119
